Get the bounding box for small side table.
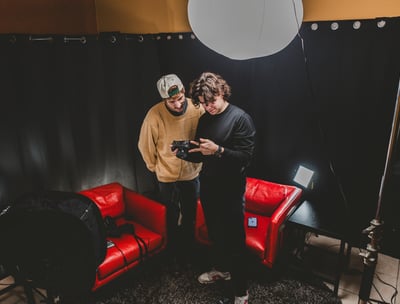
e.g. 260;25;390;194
286;199;351;295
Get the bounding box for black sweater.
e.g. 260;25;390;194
185;104;256;179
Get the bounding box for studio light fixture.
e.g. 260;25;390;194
293;165;315;188
188;0;303;60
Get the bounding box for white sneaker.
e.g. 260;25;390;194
234;293;249;304
197;269;231;284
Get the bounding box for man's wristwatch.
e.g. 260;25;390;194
214;145;223;158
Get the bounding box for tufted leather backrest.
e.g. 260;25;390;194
245;177;293;216
80;182;125;219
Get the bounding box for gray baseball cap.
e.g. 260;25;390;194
157;74;184;98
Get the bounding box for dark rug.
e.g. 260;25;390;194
93;252;342;304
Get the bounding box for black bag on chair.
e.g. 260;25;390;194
0;190;107;297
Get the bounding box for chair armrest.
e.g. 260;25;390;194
123;188;167;240
267;186;302;263
270;187;303;226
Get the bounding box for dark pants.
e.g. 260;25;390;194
158;176;200;260
200;175;248;297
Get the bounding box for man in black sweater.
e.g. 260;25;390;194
179;72;256;304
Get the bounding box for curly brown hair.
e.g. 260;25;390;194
189;72;231;107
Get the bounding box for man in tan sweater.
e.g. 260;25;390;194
138;74;204;266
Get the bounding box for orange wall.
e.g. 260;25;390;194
0;0;97;34
96;0;400;33
95;0;189;34
302;0;400;21
0;0;399;34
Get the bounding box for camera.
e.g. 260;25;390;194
171;140;196;159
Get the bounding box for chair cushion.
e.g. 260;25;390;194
245;177;288;216
97;244;126;280
97;221;163;280
131;222;164;252
80;183;125;218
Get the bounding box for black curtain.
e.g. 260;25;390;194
0;18;399;255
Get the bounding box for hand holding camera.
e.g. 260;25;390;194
190;138;220;155
172;138;222;159
171;140;198;159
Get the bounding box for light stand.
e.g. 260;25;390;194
0;264;54;304
358;81;400;304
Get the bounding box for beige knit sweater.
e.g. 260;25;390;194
138;99;204;182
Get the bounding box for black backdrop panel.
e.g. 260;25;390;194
0;18;399;255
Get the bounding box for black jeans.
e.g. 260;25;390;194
200;175;248;297
158;176;200;259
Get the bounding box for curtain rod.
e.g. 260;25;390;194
0;18;394;45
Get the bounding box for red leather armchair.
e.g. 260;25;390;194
80;182;167;291
194;177;302;268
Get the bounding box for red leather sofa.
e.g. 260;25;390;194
194;177;302;268
79;182;167;291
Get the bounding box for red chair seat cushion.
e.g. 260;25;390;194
97;222;163;280
97;242;127;280
131;222;164;252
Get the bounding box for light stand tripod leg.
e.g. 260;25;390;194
22;281;36;304
358;80;400;303
358;219;383;304
10;268;57;304
359;263;376;304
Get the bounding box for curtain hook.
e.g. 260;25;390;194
110;35;117;44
